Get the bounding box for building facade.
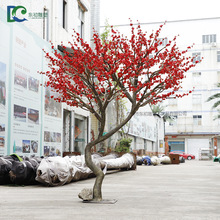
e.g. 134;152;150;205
100;17;220;159
132;18;220;159
161;18;220;159
103;101;165;156
0;0;165;157
0;0;93;156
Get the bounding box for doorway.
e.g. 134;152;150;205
63;109;74;153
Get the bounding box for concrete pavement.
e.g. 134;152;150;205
0;160;220;220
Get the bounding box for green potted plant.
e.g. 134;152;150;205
115;138;132;153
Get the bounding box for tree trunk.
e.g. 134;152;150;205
85;142;104;201
84;106;139;201
93;168;104;201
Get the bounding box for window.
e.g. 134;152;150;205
169;115;177;126
217;51;220;62
202;34;216;43
43;8;49;41
218;118;220;126
192;94;202;105
192;52;201;64
158;38;168;46
168;97;177;106
78;5;85;39
192;72;201;77
217;71;220;83
63;0;67;29
192;72;201;85
193;115;202;125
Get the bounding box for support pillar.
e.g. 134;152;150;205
214;137;218;157
165;136;169;155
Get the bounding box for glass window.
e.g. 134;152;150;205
63;0;67;29
192;52;201;63
168;97;177;105
202;35;208;43
217;71;220;84
78;5;85;39
74;115;87;154
158;38;168;46
202;34;216;43
210;34;216;43
193;115;202;125
192;72;201;85
192;94;202;105
217;51;220;62
169;115;177;126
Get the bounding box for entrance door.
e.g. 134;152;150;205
74;115;87;154
187;139;209;159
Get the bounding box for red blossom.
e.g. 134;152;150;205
40;22;199;116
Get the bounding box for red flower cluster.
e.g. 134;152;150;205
40;22;199;114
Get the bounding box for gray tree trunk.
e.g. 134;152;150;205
84;106;139;201
85;142;104;201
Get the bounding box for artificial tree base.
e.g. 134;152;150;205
83;199;117;204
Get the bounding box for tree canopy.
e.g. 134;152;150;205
42;23;197;119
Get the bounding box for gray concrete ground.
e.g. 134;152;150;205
0;160;220;220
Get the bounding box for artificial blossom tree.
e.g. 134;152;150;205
41;22;199;202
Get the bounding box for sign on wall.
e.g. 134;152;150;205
0;7;62;156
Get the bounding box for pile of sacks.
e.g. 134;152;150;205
136;155;171;166
0;154;42;185
0;153;135;186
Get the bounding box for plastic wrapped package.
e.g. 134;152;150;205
160;156;171;164
36;153;135;186
36;157;73;186
101;153;134;169
151;156;161;166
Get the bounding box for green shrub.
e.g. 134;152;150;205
115;138;132;153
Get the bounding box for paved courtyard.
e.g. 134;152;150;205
0;160;220;220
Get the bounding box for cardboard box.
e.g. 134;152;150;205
169;154;180;164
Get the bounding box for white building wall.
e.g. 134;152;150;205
154;115;165;156
90;0;100;34
146;140;153;152
135;137;144;149
159;19;220;136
